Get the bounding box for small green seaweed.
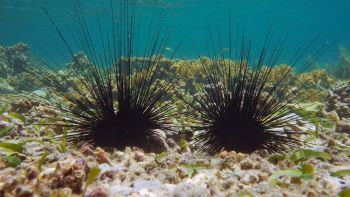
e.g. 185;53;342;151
331;169;350;178
181;164;198;178
335;144;350;151
180;162;211;178
300;163;314;180
269;162;319;187
268;154;286;164
295;106;334;129
304;129;320;142
268;169;303;187
319;119;335;129
301;163;314;175
238;190;254;197
37;151;49;170
85;167;101;188
179;138;188;152
0;102;9;114
8;112;26;124
0;125;13;138
57;127;68;153
32;124;42;136
290;149;331;164
339;187;350;197
22;138;45;145
2;155;21;168
0;142;26;153
187;165;198;178
155;151;168;164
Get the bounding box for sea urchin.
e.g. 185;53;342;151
17;0;179;152
184;27;331;155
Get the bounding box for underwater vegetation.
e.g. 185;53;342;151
13;0;179;153
181;28;333;154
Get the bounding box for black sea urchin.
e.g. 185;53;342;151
17;0;179;152
184;27;331;155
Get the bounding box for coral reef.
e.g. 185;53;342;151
299;69;336;102
300;69;336;90
0;43;42;92
0;42;29;78
335;119;350;134
331;45;350;79
327;81;350;119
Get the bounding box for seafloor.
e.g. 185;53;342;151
0;43;350;197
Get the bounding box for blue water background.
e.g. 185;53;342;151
0;0;349;68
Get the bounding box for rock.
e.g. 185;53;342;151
134;151;145;162
80;145;95;156
95;147;111;164
326;110;340;122
218;151;228;159
335;119;350;134
240;161;254;170
86;188;108;197
25;167;38;180
240;173;259;185
134;178;162;192
0;159;5;170
10;99;39;113
15;185;33;197
32;89;47;98
0;80;14;93
146;129;170;153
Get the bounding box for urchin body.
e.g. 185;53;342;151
211;109;267;153
85;110;162;150
194;85;290;154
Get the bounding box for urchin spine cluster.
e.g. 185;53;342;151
16;1;331;155
181;30;331;154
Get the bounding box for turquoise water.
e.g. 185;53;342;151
0;0;349;65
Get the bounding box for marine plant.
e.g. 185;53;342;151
14;0;179;152
182;26;332;154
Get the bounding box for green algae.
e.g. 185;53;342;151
0;142;26;152
331;169;350;178
2;154;21;168
8;112;25;124
268;154;286;164
37;151;49;171
85;167;101;188
268;169;303;187
0;125;13;138
290;149;331;164
339;187;350;197
155;151;168;164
